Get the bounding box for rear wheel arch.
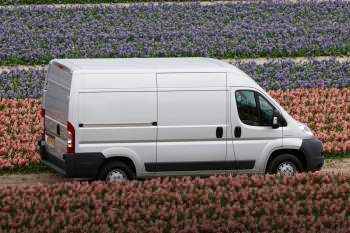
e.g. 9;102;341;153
98;156;137;178
265;149;306;173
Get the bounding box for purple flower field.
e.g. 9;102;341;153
233;59;350;90
0;1;350;65
0;68;45;99
3;0;232;4
1;59;349;98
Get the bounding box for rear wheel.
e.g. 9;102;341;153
267;154;303;175
98;161;134;182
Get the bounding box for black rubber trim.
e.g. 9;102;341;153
300;138;324;171
63;153;105;179
42;159;66;176
39;140;105;179
144;160;255;172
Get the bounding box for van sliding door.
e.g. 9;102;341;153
147;73;230;174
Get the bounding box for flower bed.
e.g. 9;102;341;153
0;68;46;99
270;88;350;154
1;1;350;65
0;99;42;169
0;0;240;5
1;173;350;232
234;59;350;90
0;87;348;169
1;59;350;98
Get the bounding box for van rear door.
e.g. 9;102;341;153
44;62;72;161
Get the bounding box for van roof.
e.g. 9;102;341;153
51;57;238;74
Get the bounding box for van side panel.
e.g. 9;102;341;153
155;73;228;172
44;63;72;160
78;91;156;126
74;73;157;175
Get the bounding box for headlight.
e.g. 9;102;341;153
298;124;313;136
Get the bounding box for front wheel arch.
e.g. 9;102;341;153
265;149;306;173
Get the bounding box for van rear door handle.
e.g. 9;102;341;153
216;127;223;138
234;126;241;138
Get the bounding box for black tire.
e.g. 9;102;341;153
98;161;135;182
266;154;303;175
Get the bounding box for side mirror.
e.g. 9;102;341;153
272;109;280;129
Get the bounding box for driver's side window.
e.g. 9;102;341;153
258;95;274;126
235;90;275;126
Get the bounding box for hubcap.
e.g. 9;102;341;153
106;169;127;182
277;162;297;176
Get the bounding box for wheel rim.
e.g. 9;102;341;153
276;161;297;176
106;169;127;182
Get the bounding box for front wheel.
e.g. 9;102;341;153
98;161;134;182
267;154;303;175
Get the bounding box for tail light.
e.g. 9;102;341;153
41;108;45;140
67;121;75;153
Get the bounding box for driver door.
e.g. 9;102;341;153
230;87;283;171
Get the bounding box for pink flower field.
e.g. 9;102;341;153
0;99;41;169
0;173;350;232
270;88;350;154
0;88;349;170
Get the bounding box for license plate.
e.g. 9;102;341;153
47;135;55;147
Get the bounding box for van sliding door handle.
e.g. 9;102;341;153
151;122;158;126
216;127;223;138
234;126;241;138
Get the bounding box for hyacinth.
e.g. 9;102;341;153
1;59;350;98
0;0;243;4
0;1;350;65
0;173;350;232
0;67;46;99
234;59;350;90
0;87;348;169
270;88;350;154
0;99;42;169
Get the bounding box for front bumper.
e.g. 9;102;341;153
301;138;324;172
39;140;104;179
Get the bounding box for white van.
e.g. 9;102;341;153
39;58;323;181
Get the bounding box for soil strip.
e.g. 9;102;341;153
0;159;349;187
